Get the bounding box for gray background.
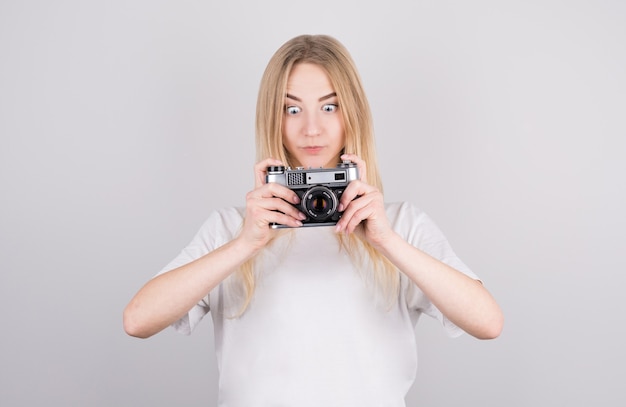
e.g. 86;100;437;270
1;1;624;406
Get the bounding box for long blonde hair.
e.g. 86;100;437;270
238;35;398;313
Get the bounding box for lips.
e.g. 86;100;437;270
302;146;324;154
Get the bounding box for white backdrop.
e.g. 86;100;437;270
1;1;625;406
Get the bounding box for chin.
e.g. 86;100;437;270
294;154;340;169
297;160;323;169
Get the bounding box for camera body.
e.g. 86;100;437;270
266;161;359;228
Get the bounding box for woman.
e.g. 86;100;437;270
124;34;503;406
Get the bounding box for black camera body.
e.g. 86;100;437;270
265;161;359;228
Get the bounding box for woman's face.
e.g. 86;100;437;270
282;63;345;169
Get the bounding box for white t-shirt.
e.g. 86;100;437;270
158;201;478;407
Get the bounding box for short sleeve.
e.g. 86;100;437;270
155;207;244;335
387;202;479;337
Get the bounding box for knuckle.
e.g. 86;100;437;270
264;183;277;194
249;206;262;217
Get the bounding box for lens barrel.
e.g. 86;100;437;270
301;186;337;221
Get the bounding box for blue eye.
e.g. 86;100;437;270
322;104;338;113
285;106;301;115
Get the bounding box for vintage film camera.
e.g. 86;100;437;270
265;161;359;228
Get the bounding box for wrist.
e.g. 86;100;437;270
371;230;403;257
232;232;266;259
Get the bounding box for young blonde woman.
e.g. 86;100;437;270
124;34;503;406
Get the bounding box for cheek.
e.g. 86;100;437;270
331;119;345;143
281;123;294;146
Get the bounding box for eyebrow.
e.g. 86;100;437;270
285;92;337;102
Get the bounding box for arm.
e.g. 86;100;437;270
123;158;306;339
123;236;258;339
374;232;503;339
336;154;504;340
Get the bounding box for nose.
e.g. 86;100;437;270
304;111;321;137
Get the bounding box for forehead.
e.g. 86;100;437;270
286;63;335;96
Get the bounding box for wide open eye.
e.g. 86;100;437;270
321;104;338;113
285;105;301;115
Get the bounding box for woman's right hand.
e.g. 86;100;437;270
238;158;306;250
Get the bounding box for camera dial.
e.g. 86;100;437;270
267;166;285;174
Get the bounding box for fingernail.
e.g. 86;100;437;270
295;220;303;227
293;196;300;204
338;203;344;212
298;212;306;220
335;223;342;233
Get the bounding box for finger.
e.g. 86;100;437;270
251;182;301;207
337;187;386;234
246;192;306;225
344;206;374;234
254;158;284;188
337;193;375;233
269;211;305;228
248;202;304;228
268;183;301;205
340;153;368;184
338;180;376;212
267;197;307;223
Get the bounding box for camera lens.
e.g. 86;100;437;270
311;196;328;212
302;186;337;221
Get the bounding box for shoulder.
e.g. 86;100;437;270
385;201;425;222
386;201;477;279
384;201;430;233
195;206;245;245
384;201;447;246
208;206;245;229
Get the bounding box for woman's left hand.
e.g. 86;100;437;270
335;154;394;248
